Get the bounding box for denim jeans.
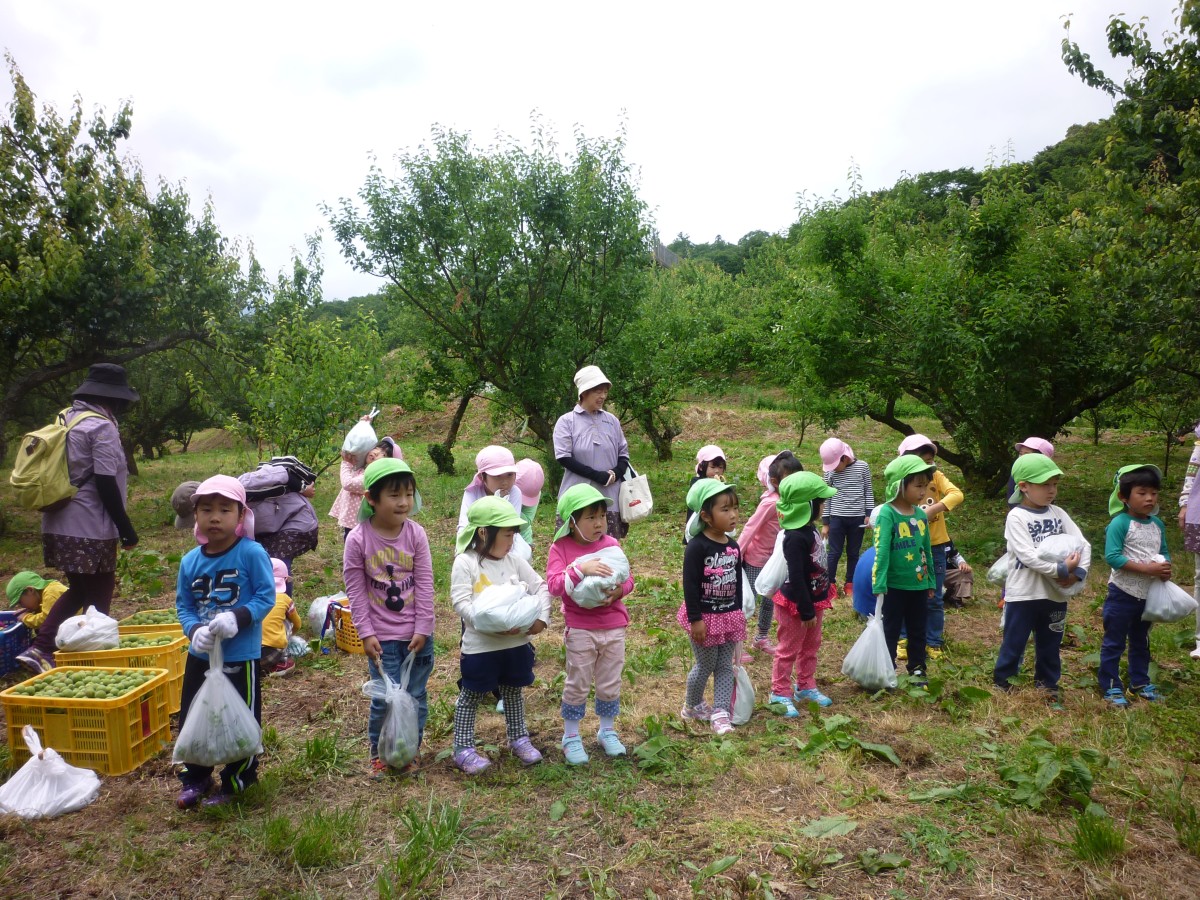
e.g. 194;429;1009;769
367;640;435;754
926;543;948;648
993;599;1067;692
1098;583;1152;692
825;516;865;586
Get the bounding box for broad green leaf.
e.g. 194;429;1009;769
800;815;858;839
549;800;566;822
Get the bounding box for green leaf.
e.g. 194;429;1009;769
549;800;566;822
857;850;910;875
856;740;902;766
957;686;992;702
800;815;859;839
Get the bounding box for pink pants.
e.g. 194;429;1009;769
772;608;825;696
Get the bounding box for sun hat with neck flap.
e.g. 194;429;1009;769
358;458;422;521
1008;454;1064;504
6;572;50;607
1107;464;1162;516
456;495;528;555
554;484;612;541
777;472;837;529
883;455;936;503
191;474;254;544
684;477;736;540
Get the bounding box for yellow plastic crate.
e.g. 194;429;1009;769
0;666;172;776
55;635;189;714
332;601;364;654
117;608;184;637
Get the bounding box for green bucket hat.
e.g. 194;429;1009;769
456;495;528;555
776;472;837;529
1107;464;1163;516
358;458;422;521
6;571;49;607
1008;454;1065;504
553;484;613;541
883;456;936;503
685;478;736;541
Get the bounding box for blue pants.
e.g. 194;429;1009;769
367;640;435;754
993;599;1067;692
926;543;948;648
1098;583;1152;692
825;516;864;586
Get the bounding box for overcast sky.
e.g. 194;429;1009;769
0;1;1182;300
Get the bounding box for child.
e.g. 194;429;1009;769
1100;464;1171;706
456;446;526;547
1007;437;1055;509
450;497;551;774
741;451;805;654
344;459;436;771
514;458;545;548
545;484;635;764
260;558;303;677
769;472;838;716
5;572;66;633
683;445;728;543
175;475;275;809
873;456;937;686
329;415;377;539
994;455;1089;702
820;438;875;595
677;478;745;735
897;434;964;657
942;542;974;608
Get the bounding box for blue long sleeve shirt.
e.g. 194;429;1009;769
176;537;276;663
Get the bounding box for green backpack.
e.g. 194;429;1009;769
9;407;105;511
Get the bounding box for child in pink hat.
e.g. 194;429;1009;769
514;458;545;547
819;438;875;597
457;446;530;561
260;558;302;677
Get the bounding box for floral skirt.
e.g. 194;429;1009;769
1184;522;1200;554
257;528;319;561
675;605;746;647
42;534;118;575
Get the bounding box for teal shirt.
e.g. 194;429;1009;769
1104;512;1169;569
871;503;934;594
518;503;538;545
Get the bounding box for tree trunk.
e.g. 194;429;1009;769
443;392;473;450
638;410;679;461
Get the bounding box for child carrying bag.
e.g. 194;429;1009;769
0;725;100;819
618;466;653;524
361;653;420;769
172;642;263;767
841;595;897;691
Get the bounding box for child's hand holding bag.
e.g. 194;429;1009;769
172;642;263;767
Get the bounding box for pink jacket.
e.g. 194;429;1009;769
329;460;367;529
739;493;781;567
546;534;633;630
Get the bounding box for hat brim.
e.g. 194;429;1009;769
577;379;612;398
72;382;140;402
481;465;519;477
174;512;196;530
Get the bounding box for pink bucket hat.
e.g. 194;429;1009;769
467;445;519;491
696;445;725;465
1014;436;1055;458
191;474;255;544
270;558;289;594
819;438;855;473
514;458;545;502
897;433;937;457
757;454;777;493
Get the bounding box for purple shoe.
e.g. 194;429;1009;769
202;792;235;808
176;778;214;810
453;747;491;775
509;736;543;766
15;647;53;675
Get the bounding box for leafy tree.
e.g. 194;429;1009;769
0;56;243;457
327;121;651;445
121;349;214;458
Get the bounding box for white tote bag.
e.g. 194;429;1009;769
618;466;653;524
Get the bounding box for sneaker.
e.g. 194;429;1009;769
202;792;234;808
768;694;799;717
843;582;853;599
268;657;296;677
597;729;627;757
738;652;754;664
1191;642;1200;660
15;647;53;675
1103;688;1129;707
927;647;944;660
794;688;833;708
370;756;390;776
495;698;505;714
1133;684;1161;702
510;736;542;766
680;701;714;722
896;638;908;661
909;668;928;688
710;710;734;736
561;735;589;765
176;778;214;810
751;635;777;655
453;747;491;775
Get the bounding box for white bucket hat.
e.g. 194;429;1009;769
574;365;611;399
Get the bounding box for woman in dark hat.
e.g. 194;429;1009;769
16;363;140;673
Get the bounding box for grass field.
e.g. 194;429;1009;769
1;394;1199;899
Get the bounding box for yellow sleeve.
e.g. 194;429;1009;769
26;581;67;630
260;595;290;649
935;471;964;512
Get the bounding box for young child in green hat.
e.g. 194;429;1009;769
5;572;66;635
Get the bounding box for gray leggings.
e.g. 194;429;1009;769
686;641;736;713
743;563;775;638
453;684;527;751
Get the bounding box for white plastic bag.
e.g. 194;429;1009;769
731;665;755;726
841;595;897;691
54;605;119;652
741;569;756;618
569;546;632;608
286;635;311;658
473;582;542;634
1143;578;1199;623
361;653;420;768
172;642;263;767
308;592;345;637
0;725;100;819
755;532;787;598
618;467;653;524
342;410;379;460
1035;533;1089;598
986;553;1012;585
511;532;533;563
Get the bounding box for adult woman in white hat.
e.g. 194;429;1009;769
552;366;630;538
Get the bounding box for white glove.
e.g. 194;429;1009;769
191;626;215;654
209;611;238;639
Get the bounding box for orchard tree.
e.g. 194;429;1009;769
0;56;244;457
327;120;651;444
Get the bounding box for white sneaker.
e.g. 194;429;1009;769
1190;642;1200;660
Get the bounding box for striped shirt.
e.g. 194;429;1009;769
822;459;874;519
